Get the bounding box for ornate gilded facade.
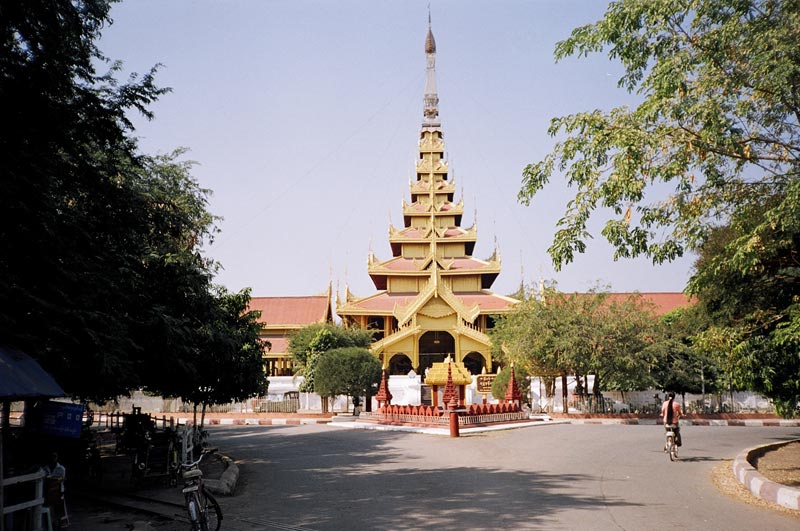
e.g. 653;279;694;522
337;21;518;376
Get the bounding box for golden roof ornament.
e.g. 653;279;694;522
425;8;436;53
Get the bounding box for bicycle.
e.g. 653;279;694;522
181;448;222;531
664;424;679;461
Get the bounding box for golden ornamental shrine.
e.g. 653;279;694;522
336;20;518;376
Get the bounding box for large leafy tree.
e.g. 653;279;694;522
520;0;800;414
692;214;799;415
592;292;661;395
492;286;659;412
648;306;720;398
2;0;166;401
490;286;579;410
1;0;266;404
178;287;268;425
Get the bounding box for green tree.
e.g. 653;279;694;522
648;306;720;400
492;286;659;411
177;287;268;426
489;289;570;408
491;365;531;404
289;324;372;393
0;1;267;406
186;288;268;404
519;0;800;415
490;286;587;411
314;347;382;414
692;215;800;416
591;292;661;396
2;0;167;401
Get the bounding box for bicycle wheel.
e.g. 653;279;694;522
670;436;679;461
200;490;222;531
666;434;676;461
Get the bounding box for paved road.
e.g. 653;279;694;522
73;422;800;530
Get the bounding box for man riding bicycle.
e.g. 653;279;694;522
661;391;682;447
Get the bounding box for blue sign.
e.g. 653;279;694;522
38;401;85;439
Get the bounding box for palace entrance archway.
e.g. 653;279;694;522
418;331;454;373
463;351;486;375
388;353;413;375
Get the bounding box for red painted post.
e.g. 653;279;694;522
449;410;460;437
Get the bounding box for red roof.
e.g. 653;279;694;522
379;258;423;271
261;336;289;355
391;227;470;240
455;292;518;311
614;292;695;315
399;227;425;238
447;257;492;270
566;292;694;316
377;256;492;272
248;295;331;327
346;292;419;312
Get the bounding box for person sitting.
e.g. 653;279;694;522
43;452;67;529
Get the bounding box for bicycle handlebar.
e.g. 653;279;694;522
181;447;218;469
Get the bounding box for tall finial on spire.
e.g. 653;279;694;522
423;8;439;125
425;6;436;53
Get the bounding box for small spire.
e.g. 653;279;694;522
504;364;522;407
375;367;393;408
425;20;436;53
442;362;459;409
423;10;439;124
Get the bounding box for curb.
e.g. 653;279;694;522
332;418;570;435
732;440;800;511
177;417;332;426
203;453;239;496
564;418;800;427
188;417;799;427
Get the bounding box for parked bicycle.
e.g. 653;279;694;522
664;424;679;461
181;448;222;531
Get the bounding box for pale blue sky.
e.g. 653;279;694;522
99;0;694;299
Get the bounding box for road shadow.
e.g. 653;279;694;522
678;456;725;463
214;425;644;530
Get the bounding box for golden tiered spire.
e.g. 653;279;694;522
336;15;519;375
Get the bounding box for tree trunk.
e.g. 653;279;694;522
561;371;569;415
365;391;373;412
592;373;602;412
545;377;555;399
200;402;207;428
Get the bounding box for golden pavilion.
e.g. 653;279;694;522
337;20;518;377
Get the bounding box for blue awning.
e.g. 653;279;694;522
0;346;66;399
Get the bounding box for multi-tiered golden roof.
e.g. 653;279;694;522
337;19;518;376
